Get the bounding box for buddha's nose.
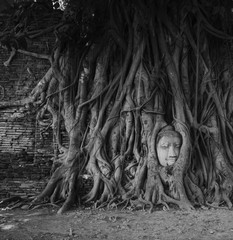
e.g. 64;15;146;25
168;146;177;158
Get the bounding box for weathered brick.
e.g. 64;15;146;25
0;13;59;200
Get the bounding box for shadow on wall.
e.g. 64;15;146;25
0;151;52;199
0;0;13;13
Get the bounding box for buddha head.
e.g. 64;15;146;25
156;125;182;167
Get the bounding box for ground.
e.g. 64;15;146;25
1;206;233;240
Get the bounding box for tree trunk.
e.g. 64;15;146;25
1;0;233;213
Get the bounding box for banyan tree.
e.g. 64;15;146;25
1;0;233;214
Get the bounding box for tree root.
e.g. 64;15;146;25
184;175;204;205
205;201;230;210
30;202;61;211
3;48;16;67
162;193;195;211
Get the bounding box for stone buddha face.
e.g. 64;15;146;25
156;126;182;167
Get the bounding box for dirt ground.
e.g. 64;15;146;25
1;205;233;240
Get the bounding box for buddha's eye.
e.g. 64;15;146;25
160;144;169;148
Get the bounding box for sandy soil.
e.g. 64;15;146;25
1;206;233;240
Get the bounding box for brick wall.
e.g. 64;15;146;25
0;10;61;199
